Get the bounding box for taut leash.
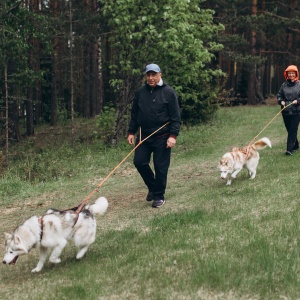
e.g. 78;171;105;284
248;103;293;147
228;103;292;160
74;122;171;215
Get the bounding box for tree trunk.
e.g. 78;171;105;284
50;0;59;126
98;36;104;114
247;0;258;105
83;42;91;118
4;63;9;166
26;86;34;135
255;67;264;102
90;41;98;117
51;50;58;126
111;77;135;144
69;0;75;147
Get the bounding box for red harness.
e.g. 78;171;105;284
229;145;251;160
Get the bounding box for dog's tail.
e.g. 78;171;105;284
86;196;108;215
252;137;272;150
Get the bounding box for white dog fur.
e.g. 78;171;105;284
218;137;271;185
2;196;108;273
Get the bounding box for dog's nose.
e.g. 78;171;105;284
2;260;6;264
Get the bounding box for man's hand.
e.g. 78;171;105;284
127;134;135;145
166;136;176;148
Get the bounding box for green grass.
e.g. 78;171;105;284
1;104;300;299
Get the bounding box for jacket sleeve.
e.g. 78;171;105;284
277;83;285;105
127;91;139;135
297;82;300;105
166;87;181;137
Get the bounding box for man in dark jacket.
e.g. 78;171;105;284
127;64;181;208
277;65;300;155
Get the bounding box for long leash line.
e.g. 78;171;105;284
247;103;293;148
230;103;292;159
74;121;171;214
72;104;291;214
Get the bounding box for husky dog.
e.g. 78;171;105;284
2;196;108;273
218;137;271;185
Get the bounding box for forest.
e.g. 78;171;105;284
0;0;299;147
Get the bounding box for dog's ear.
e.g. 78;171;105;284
227;160;233;167
220;158;226;165
4;232;12;241
14;235;28;253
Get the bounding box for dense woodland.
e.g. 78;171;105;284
0;0;300;150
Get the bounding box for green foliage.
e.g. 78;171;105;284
208;0;300;66
96;105;116;143
6;144;77;183
0;1;52;88
100;0;225;124
177;68;225;124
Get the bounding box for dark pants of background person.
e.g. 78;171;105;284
134;134;171;201
282;113;300;152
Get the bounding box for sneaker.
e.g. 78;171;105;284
146;192;154;201
152;199;165;208
285;151;293;156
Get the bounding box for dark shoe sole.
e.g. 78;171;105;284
152;200;165;208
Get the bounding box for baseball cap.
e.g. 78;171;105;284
145;64;161;73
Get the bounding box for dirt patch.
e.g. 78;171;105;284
265;95;278;106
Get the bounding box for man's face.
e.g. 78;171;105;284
287;71;296;80
146;71;162;88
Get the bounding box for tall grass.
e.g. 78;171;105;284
1;105;300;299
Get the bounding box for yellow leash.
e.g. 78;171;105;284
74;121;170;214
248;103;293;146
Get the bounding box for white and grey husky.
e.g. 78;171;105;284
2;196;108;273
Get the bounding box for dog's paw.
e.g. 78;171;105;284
31;267;42;273
76;253;85;259
226;181;232;185
76;247;89;259
49;258;61;264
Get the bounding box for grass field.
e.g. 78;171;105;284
1;104;300;299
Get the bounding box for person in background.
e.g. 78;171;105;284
127;63;181;208
277;65;300;155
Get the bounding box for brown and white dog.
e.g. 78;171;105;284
218;137;271;185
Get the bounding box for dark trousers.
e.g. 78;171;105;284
282;114;300;152
134;135;171;200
